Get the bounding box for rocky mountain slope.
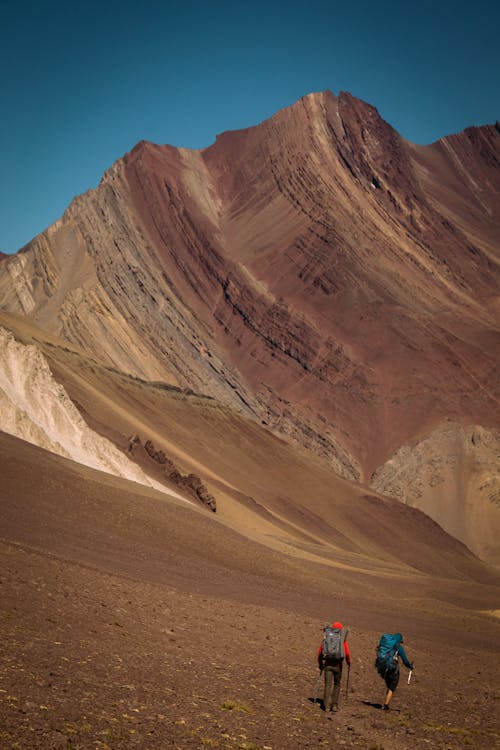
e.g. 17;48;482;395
0;310;480;579
1;429;499;750
0;90;499;561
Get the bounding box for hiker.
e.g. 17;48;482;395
317;621;351;713
375;632;414;710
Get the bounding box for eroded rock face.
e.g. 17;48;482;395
0;327;174;495
0;90;499;491
371;424;500;565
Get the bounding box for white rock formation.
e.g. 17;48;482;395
0;326;183;498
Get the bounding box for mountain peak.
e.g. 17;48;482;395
1;92;499;563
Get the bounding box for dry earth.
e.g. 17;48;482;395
1;432;499;750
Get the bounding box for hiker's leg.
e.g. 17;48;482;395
332;664;342;708
384;669;400;707
323;667;334;710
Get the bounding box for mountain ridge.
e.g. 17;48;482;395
0;89;499;562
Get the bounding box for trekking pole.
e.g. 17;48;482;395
408;670;413;684
314;670;323;704
345;663;350;700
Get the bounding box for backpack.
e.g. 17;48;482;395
321;625;347;660
375;633;400;675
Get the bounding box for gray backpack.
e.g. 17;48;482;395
321;626;347;660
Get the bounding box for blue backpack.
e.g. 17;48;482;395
375;633;400;675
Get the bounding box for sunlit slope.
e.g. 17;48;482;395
0;323;183;498
372;423;500;565
1;430;499;628
1;310;495;584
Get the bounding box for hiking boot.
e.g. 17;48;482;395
382;704;390;711
331;705;339;712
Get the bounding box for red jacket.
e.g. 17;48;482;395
317;621;351;667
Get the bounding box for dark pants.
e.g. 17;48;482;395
323;662;343;710
384;666;400;692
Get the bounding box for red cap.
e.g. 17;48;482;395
332;621;343;628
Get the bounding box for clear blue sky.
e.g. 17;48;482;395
1;0;498;254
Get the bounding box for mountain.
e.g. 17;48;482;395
1;91;500;750
0;90;499;563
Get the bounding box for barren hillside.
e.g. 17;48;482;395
1;429;499;750
0;92;498;560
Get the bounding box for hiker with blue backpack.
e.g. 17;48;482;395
375;633;414;710
317;621;351;713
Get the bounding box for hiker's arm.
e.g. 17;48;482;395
398;644;413;670
344;640;351;665
317;644;323;670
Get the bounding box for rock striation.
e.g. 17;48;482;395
0;91;499;554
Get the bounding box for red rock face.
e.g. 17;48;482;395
121;91;500;479
1;91;499;488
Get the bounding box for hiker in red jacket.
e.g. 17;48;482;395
317;621;351;713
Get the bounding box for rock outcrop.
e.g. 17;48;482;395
128;434;217;512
